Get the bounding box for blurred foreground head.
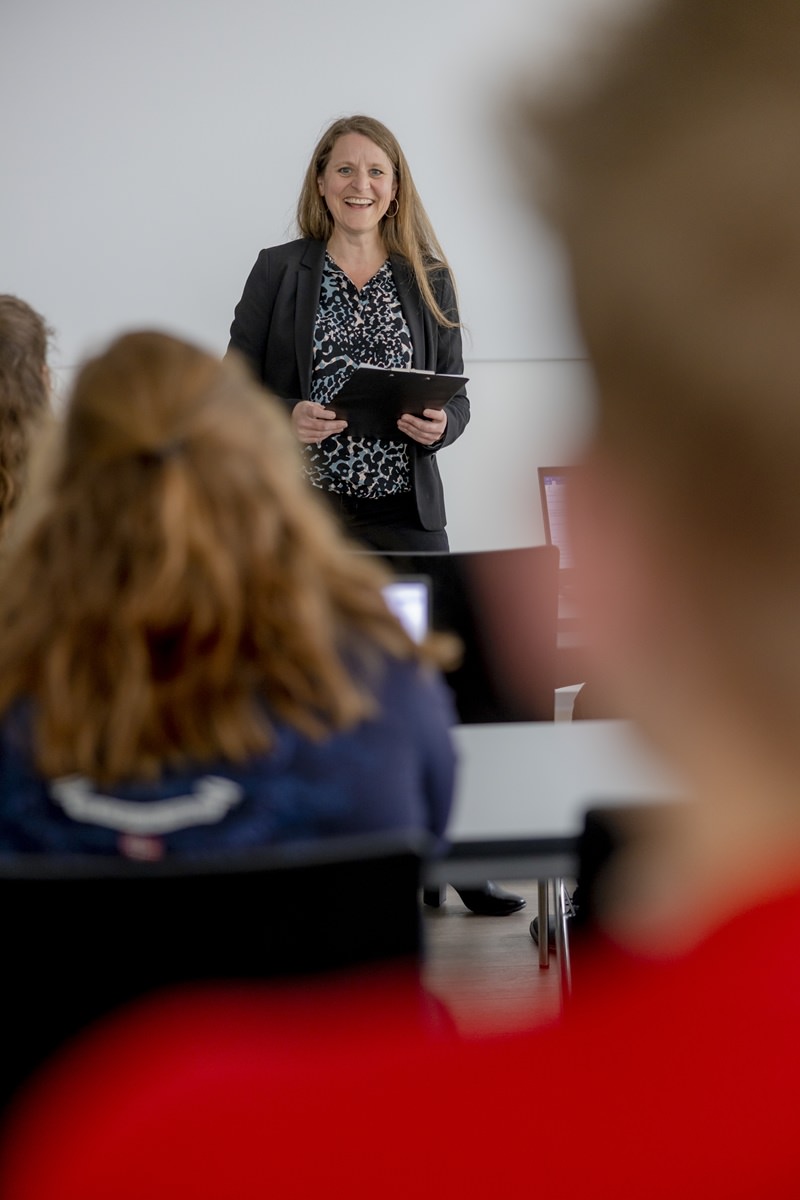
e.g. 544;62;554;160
0;296;52;538
522;0;800;774
0;331;433;784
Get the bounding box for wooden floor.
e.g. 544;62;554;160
421;693;584;1034
421;878;562;1035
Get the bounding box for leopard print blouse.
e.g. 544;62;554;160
304;254;413;498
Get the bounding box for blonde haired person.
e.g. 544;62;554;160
228;114;469;554
0;331;456;858
0;296;52;542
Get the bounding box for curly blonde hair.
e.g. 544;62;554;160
0;331;453;784
297;114;459;328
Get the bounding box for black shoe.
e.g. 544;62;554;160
529;914;556;947
530;891;577;946
454;882;526;916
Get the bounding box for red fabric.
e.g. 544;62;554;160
3;890;800;1199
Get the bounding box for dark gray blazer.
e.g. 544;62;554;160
227;238;469;531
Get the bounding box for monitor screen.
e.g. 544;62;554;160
538;468;575;571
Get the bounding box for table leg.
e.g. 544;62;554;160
553;878;572;1000
537;880;549;968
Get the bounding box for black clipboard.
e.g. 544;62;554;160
330;366;468;440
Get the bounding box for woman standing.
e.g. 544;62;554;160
229;117;522;916
228;114;469;552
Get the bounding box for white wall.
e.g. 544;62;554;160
441;359;595;552
1;0;616;546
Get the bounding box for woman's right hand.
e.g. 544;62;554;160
291;401;348;444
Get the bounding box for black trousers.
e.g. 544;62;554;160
321;489;449;553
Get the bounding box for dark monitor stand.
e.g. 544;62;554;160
378;545;560;724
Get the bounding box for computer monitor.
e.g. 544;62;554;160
538;467;575;570
379;545;559;724
539;466;579;602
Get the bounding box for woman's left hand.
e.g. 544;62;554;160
397;407;448;446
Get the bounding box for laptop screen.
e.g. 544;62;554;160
538;467;575;571
382;577;430;644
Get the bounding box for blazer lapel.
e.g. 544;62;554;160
390;255;426;369
295;240;326;396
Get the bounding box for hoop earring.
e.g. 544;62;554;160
385;198;399;219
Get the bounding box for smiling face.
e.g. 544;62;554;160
317;132;397;240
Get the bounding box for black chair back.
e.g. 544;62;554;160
0;831;429;1103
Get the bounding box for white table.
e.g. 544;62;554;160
424;719;685;982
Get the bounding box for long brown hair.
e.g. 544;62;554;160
0;296;51;538
297;115;459;328
0;331;454;784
